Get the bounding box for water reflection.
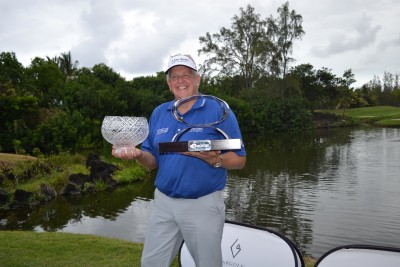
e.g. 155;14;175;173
224;127;400;257
0;177;156;239
36;197;153;243
1;127;399;259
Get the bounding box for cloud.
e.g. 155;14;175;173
1;0;399;87
71;0;124;67
0;0;83;64
379;33;400;50
312;14;381;57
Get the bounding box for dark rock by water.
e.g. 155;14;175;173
62;154;118;196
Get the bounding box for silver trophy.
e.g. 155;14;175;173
158;95;242;153
101;116;149;151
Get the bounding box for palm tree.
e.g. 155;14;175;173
46;52;79;80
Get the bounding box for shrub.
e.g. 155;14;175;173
114;165;147;184
252;98;313;131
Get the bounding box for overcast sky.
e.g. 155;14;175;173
1;0;399;87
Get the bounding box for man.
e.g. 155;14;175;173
112;54;246;267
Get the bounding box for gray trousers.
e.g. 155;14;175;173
141;188;225;267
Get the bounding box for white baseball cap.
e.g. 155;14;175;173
165;54;197;74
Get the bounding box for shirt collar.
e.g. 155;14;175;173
167;95;206;111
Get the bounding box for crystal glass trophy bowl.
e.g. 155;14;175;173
101;116;149;147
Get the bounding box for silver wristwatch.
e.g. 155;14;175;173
212;155;223;168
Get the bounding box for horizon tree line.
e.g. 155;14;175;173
0;2;399;155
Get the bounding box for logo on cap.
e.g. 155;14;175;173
166;54;197;73
171;57;190;64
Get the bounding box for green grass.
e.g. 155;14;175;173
0;231;315;267
0;153;36;165
324;106;400;127
0;231;179;267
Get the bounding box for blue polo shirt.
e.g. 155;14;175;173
141;97;246;199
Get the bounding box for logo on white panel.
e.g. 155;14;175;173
230;239;241;258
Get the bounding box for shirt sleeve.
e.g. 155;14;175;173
219;110;247;156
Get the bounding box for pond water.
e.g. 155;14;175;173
1;127;399;259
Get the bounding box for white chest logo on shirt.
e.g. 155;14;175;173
156;128;169;135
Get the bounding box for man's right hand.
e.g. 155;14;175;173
112;146;143;160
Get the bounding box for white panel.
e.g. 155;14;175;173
316;247;400;267
180;222;300;267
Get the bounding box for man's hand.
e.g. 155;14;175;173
182;150;222;166
182;150;246;170
112;146;144;160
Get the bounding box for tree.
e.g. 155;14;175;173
266;2;304;98
363;72;400;106
92;63;122;88
366;75;382;105
289;64;321;112
26;57;64;107
0;93;40;152
198;3;304;95
47;51;79;81
337;69;357;112
198;5;274;92
127;72;170;117
60;51;79;80
27;109;97;153
316;67;339;109
267;1;305;79
337;69;356;110
381;71;398;105
341;69;356;88
0;52;27;95
353;85;375;107
66;67;125;120
391;87;400;105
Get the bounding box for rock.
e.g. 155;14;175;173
61;154;120;196
61;173;91;195
86;153;101;168
40;183;57;201
0;189;9;205
62;183;82;196
88;160;117;182
12;189;33;208
68;173;90;188
85;154;118;189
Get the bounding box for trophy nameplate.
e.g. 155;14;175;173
158;139;241;153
